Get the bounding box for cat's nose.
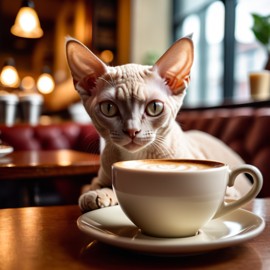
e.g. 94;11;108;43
123;129;141;139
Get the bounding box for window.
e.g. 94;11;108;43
173;0;270;106
177;15;201;105
234;0;270;101
205;1;224;105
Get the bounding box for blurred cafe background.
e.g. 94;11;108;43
0;0;270;208
0;0;269;124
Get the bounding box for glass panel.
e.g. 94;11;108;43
177;15;201;106
175;1;224;106
234;0;270;101
205;1;224;105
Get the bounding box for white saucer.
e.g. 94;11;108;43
77;205;265;255
0;145;13;158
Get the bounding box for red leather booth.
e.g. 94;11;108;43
178;107;270;198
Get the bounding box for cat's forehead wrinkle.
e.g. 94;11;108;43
115;82;146;102
102;64;153;85
98;64;153;102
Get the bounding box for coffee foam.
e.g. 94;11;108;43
134;162;211;171
117;160;221;172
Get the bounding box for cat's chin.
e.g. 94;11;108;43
121;142;145;153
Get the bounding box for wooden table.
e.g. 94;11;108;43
0;150;100;207
0;150;100;179
0;198;269;270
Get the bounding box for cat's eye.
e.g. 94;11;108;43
100;101;118;117
146;100;164;117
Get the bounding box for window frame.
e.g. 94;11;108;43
172;0;237;104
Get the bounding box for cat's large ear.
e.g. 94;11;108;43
66;37;107;94
152;37;194;95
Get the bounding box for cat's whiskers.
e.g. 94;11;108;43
107;72;117;87
150;136;175;158
99;77;114;88
81;134;100;155
102;143;118;164
148;143;170;159
110;130;121;137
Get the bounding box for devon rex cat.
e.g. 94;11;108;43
66;36;251;212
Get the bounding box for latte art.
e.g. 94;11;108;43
118;160;217;172
135;163;209;171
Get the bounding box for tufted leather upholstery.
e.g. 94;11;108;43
0;122;101;206
0;122;100;154
178;107;270;198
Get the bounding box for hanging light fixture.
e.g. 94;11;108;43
0;58;20;88
11;0;43;39
37;66;55;94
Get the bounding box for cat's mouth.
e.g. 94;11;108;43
112;136;153;152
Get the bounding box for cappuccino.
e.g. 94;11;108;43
112;159;263;237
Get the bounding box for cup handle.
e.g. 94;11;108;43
213;165;263;219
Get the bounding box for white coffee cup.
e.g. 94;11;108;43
112;159;263;238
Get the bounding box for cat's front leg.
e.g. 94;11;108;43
78;157;119;211
79;187;118;211
78;176;118;211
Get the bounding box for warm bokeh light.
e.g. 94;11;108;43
0;66;20;88
37;73;55;94
100;50;114;64
21;76;35;91
11;7;43;38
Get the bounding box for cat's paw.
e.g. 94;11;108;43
78;188;118;212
